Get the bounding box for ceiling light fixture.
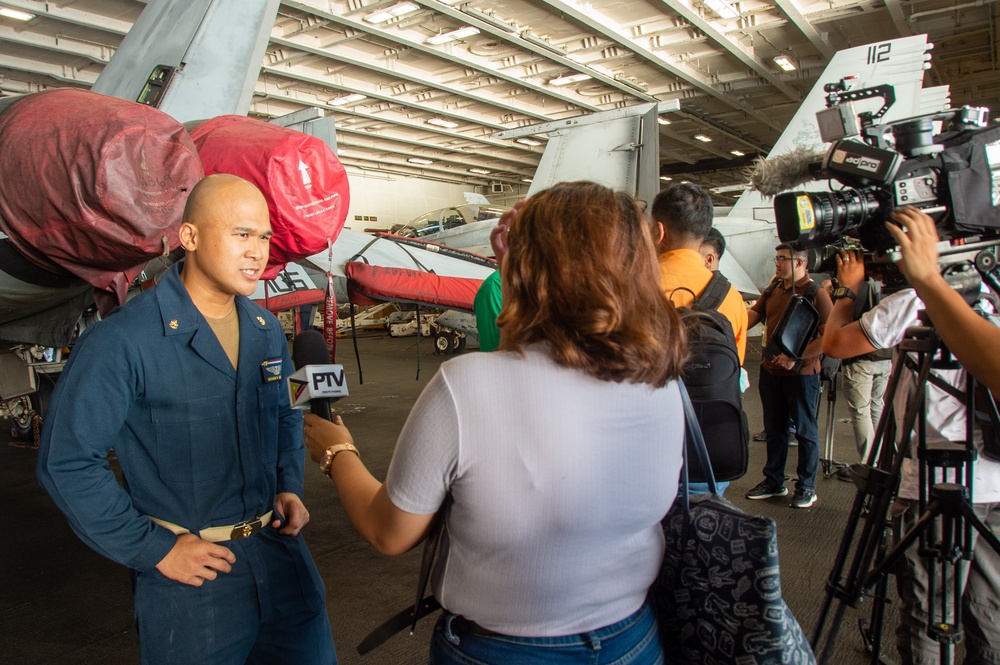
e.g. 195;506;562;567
730;149;745;156
694;134;713;142
468;167;492;174
773;54;797;72
407;157;434;165
515;137;542;146
427;117;460;129
0;7;34;20
657;117;671;125
521;178;533;183
426;26;480;45
703;0;739;20
363;1;419;24
549;73;592;86
328;93;367;106
660;176;672;181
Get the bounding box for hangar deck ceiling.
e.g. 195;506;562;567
0;0;996;203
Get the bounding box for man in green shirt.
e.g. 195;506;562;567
474;202;520;351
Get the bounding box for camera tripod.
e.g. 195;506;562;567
811;322;1000;665
819;370;848;478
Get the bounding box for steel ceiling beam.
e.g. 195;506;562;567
409;0;659;102
772;0;835;59
0;0;132;34
537;0;783;131
268;36;557;124
0;54;98;86
0;24;115;65
883;0;913;37
252;85;539;153
652;0;801;101
279;0;610;114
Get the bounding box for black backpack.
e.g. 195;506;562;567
674;272;749;482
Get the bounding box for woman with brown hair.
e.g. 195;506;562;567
304;181;687;664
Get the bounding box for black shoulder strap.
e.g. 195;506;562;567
758;279;779;305
802;280;821;303
356;496;451;655
692;271;731;312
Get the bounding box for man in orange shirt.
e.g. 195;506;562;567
653;184;748;495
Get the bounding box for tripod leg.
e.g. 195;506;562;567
864;571;889;664
822;375;838;477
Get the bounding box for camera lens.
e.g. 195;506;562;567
775;189;882;247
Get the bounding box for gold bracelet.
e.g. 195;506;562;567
320;443;360;477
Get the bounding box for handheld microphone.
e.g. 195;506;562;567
749;146;828;197
290;330;348;421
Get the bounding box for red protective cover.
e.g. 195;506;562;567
191;115;350;279
0;88;204;305
346;262;482;312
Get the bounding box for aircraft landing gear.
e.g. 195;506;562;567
5;395;37;441
433;329;467;355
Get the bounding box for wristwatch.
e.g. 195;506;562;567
320;443;360;477
832;286;857;302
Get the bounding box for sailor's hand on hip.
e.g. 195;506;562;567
155;533;235;586
273;492;309;537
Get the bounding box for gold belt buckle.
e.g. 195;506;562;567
230;516;262;541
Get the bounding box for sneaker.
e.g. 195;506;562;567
752;430;767;442
746;480;788;500
789;489;817;509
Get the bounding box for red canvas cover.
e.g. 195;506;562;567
253;288;325;313
345;262;482;312
191;115;350;280
0;88;204;305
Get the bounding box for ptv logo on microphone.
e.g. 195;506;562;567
287;365;349;409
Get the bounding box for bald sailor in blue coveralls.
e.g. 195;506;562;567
37;174;337;664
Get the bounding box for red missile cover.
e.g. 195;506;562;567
345;262;482;312
191;115;350;280
0;88;204;306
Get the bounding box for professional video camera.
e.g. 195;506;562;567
751;77;1000;260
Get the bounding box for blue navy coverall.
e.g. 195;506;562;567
37;263;337;665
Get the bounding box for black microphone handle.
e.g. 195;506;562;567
310;398;333;422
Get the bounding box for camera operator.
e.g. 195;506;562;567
822;208;1000;663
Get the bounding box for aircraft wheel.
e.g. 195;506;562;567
7;395;35;440
434;331;456;354
453;334;467;353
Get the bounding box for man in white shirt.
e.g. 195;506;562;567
823;207;1000;663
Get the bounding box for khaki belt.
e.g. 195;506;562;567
151;511;274;543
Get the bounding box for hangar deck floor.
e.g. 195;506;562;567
2;333;938;664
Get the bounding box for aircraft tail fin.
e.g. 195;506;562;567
91;0;280;123
729;34;946;220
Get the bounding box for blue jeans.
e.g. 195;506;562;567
428;602;664;665
759;370;820;492
688;481;728;496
